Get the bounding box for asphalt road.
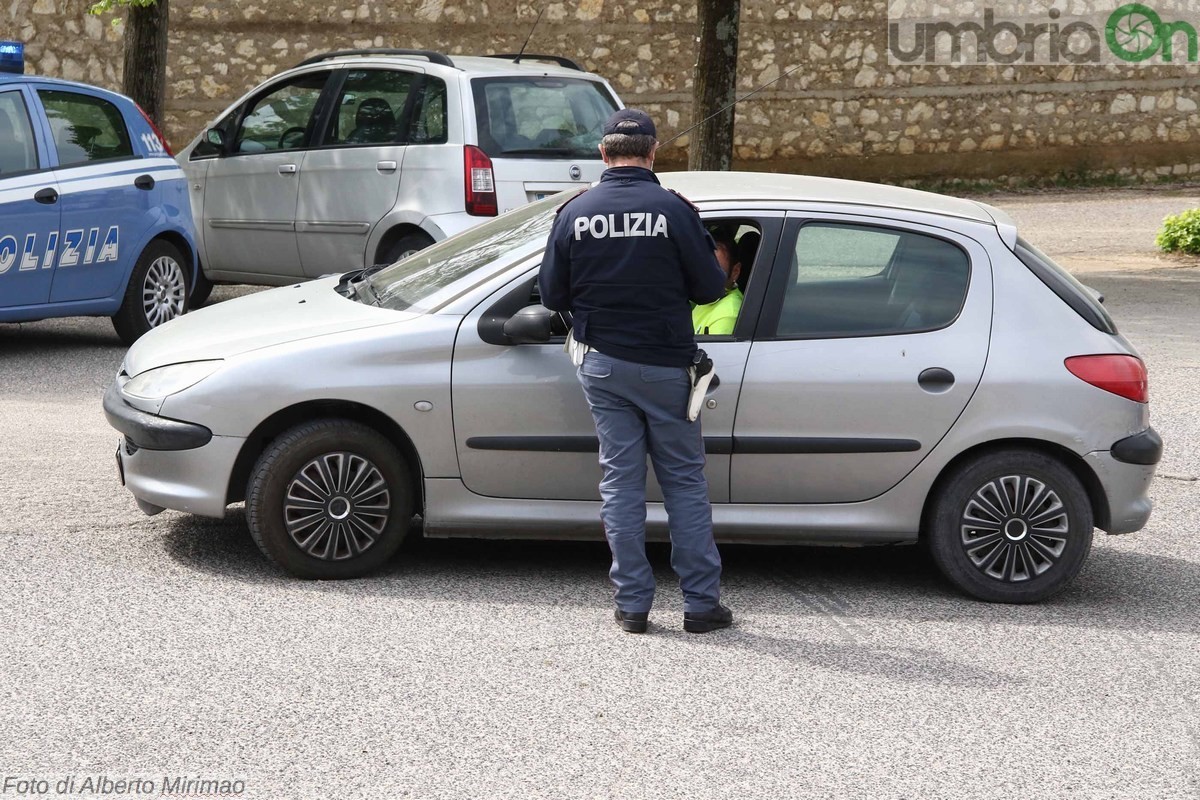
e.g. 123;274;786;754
1;190;1198;799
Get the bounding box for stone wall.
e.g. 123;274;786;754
7;0;1200;182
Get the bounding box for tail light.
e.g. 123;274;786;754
464;145;497;217
134;103;173;157
1065;355;1148;403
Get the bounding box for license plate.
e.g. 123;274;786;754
115;442;125;486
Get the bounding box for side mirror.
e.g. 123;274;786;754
502;305;555;344
206;128;226;148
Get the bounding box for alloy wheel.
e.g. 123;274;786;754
141;256;187;327
283;452;391;561
959;475;1070;583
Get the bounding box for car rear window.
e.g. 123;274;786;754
1013;237;1117;334
471;76;618;159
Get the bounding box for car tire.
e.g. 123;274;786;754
383;231;435;264
927;449;1094;603
189;269;214;308
111;239;190;345
246;419;414;579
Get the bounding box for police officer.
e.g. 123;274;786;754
538;108;734;634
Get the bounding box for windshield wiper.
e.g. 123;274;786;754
335;263;390;302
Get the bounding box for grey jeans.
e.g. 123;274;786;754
577;350;722;613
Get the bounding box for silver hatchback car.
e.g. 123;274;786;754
104;173;1161;603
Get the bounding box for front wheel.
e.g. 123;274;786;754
927;449;1094;603
246;419;415;579
111;240;189;345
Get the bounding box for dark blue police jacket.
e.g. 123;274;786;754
538;166;726;368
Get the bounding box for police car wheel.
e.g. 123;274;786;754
383;232;435;263
246;419;415;579
112;240;190;345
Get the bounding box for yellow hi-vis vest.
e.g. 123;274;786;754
692;287;744;335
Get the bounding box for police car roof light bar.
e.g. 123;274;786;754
658;62;805;149
0;41;24;75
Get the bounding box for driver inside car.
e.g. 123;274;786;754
692;232;744;336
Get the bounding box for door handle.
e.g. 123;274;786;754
376;160;398;173
134;174;155;190
34;187;58;204
918;367;955;393
277;164;298;175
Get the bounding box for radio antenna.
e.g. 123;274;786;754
513;5;545;63
658;63;805;148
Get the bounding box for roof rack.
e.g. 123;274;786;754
293;49;455;70
483;53;583;71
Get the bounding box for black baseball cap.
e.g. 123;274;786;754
602;108;657;138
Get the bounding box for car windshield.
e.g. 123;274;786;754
471;76;618;159
367;190;580;311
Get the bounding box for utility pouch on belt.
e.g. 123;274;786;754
564;329;592;367
686;349;717;422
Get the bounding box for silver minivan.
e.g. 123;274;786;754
177;49;621;304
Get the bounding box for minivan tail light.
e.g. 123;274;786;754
134;103;173;157
1065;355;1148;403
464;145;497;216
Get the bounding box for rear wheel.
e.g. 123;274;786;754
111;240;189;344
382;231;435;264
246;419;414;579
927;449;1094;603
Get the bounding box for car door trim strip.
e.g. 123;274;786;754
466;436;735;455
461;437;918;455
732;437;921;454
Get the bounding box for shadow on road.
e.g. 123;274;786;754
161;509;1200;637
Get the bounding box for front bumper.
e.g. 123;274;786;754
106;383;243;518
103;383;212;450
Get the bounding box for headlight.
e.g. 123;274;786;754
124;360;224;399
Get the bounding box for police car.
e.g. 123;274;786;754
0;42;198;344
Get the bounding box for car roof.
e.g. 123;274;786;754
659;171;1013;235
0;73;131;101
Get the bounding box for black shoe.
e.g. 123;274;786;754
614;609;649;633
684;604;733;633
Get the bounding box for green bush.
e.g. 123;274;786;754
1156;208;1200;254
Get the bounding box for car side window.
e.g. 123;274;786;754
406;76;448;144
325;69;416;146
0;91;39;175
234;71;328;154
694;220;762;339
774;222;970;338
37;89;133;167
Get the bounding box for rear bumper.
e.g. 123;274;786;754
1084;445;1157;535
1111;426;1163;466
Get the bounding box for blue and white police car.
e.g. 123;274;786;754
0;42;198;344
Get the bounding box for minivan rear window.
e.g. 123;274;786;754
1013;237;1117;334
471;76;618;159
